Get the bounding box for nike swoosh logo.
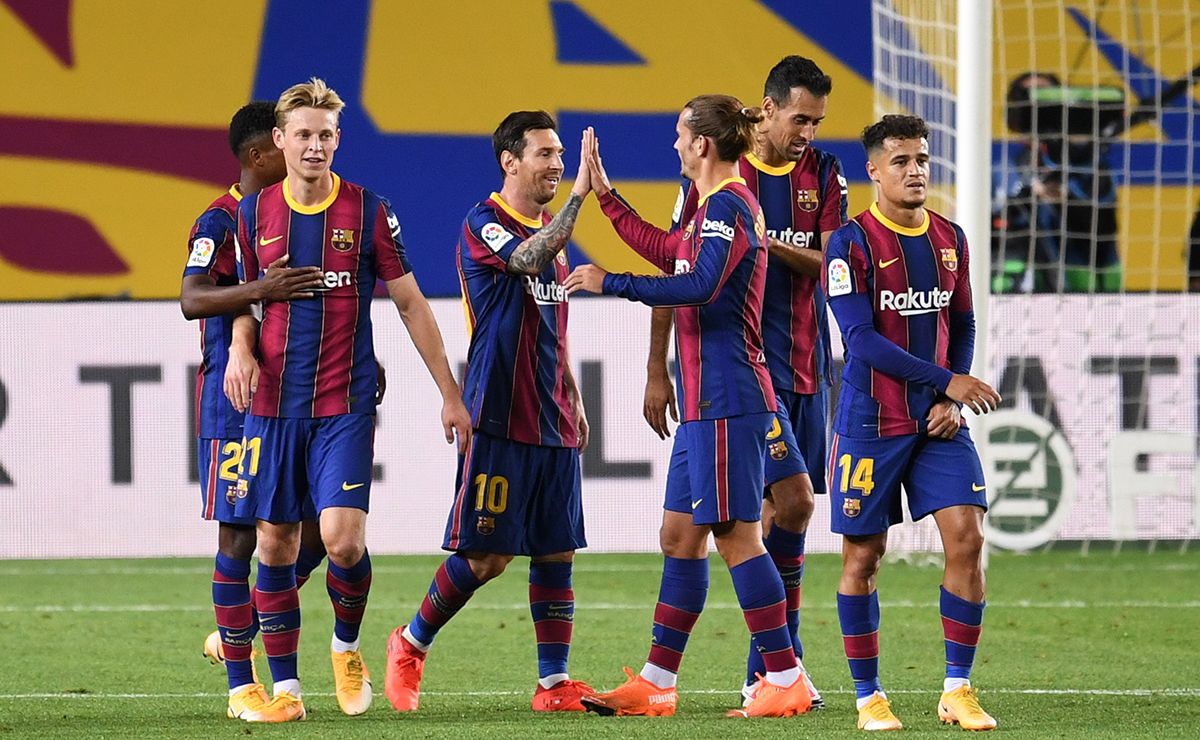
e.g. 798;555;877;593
691;499;703;510
259;235;284;246
342;482;365;491
972;483;986;492
878;257;900;269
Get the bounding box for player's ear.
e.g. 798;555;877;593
865;159;879;184
500;150;518;176
761;95;775;118
272;127;285;149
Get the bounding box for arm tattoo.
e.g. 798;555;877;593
507;193;583;275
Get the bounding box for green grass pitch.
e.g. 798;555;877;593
0;549;1196;738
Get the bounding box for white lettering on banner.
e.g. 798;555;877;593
878;287;952;315
1106;432;1194;540
0;296;1198;557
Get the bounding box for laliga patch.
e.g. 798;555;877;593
480;222;514;252
187;237;215;267
671;186;685;224
827;257;852;296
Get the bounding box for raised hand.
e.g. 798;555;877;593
585;128;612;196
571;127;594;199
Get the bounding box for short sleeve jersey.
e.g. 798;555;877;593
456;192;578;448
182;185;244;439
235;173;412;418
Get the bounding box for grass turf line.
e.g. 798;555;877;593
0;550;1196;738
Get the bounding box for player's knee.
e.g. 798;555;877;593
323;538;366;568
769;476;815;531
842;539;885;584
464;552;512;582
660;527;707;559
218;524;257;560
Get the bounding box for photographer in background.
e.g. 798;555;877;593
992;72;1122;294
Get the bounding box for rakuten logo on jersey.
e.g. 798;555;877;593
878;287;952;316
523;276;568;305
312;270;353;292
766;228;814;249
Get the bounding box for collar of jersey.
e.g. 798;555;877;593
698;176;747;207
228;184;243;203
284;173;341;215
490;191;543;228
870;202;928;237
745;151;796;176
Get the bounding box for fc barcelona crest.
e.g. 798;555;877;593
796;189;819;213
769;441;789;461
682;220;695;241
843;498;861;518
476;515;496;535
331;228;356;252
556;251;568;266
940;248;958;271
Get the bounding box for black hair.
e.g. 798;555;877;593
493;110;558;172
228;101;277;157
764;55;833;104
861;114;929;155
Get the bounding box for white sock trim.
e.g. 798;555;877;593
944;677;971;692
765;667;801;687
639;663;677;689
273;678;301;698
331;636;360;654
401;625;430;653
538;672;569;689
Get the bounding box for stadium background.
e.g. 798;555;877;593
1;0;1198;558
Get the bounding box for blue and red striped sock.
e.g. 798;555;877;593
406;553;482;649
837;591;882;701
941;586;985;686
294;545;325;590
326;550;372;649
254;563;301;688
529;561;574;685
212;553;257;690
642;556;708;688
731;553;798;686
748;526;806;684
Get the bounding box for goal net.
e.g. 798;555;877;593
871;0;1200;555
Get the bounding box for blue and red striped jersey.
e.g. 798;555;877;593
183;184;244;439
457;192;578;448
598;178;776;422
823;203;975;438
671;148;848;395
235;174;412;418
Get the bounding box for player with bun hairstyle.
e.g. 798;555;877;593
564;95;813;719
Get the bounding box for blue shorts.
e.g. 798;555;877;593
198;437;254;526
234;414;375;524
664;412;773;525
828;428;988;536
764;388;829;493
442;431;585;557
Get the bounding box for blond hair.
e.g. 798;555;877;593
275;77;345;129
